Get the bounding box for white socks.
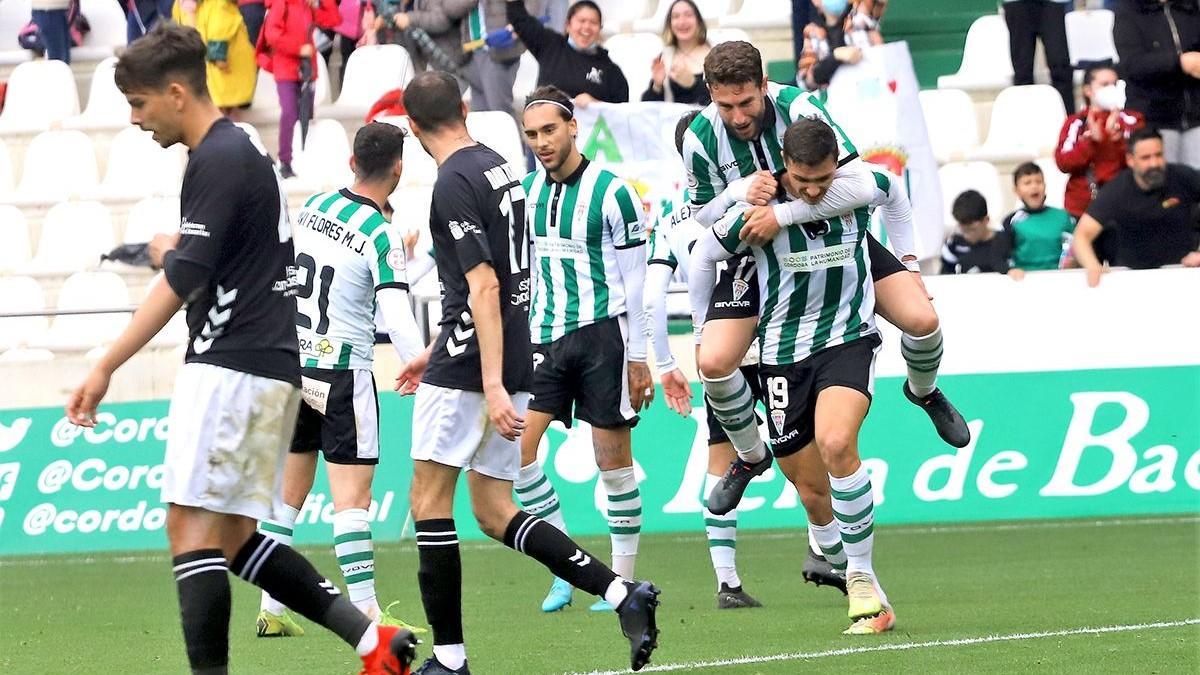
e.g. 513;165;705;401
258;504;300;615
601;466;641;580
703;473;740;589
702;369;768;464
829;465;875;577
901;328;943;398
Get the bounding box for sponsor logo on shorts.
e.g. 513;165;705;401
770;409;786;437
712;300;751;309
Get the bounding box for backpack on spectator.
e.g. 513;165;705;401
254;1;288;72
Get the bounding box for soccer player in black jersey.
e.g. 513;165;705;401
392;71;660;675
65;25;414;675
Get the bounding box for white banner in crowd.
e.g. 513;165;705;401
571;41;943;259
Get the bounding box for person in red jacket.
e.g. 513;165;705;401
265;0;339;177
1055;65;1145;219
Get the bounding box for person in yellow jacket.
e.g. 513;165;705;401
174;0;256;116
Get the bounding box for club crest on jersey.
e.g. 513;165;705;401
770;409;786;437
386;249;406;271
732;278;750;302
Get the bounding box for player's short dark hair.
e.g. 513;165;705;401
524;85;574;121
1012;161;1043;184
703;41;763;88
782;117;837;167
951;189;988;225
1127;126;1162;152
674;110;701;157
353;122;407;182
114;24;208;96
567;0;602;23
404;70;465;132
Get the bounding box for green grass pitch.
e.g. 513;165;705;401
2;516;1197;674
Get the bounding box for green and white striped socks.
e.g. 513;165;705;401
515;462;569;534
332;508;377;614
258;504;299;615
602;466;641;580
703;473;740;589
808;520;847;572
702;370;768;463
901;328;943;398
829;465;875;576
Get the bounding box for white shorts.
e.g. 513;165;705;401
410;384;530;481
161;363;301;521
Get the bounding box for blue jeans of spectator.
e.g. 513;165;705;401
239;1;266;46
32;9;70;64
276;79;313;167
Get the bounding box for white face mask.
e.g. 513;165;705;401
1092;82;1125;111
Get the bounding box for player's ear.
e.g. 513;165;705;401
348;155;358;175
568;117;578;138
393;158;403;180
168;82;187;111
759;75;769;93
459;100;469;121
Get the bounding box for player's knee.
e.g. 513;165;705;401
906;307;940;338
815;428;855;462
471;503;511;541
697;346;738;380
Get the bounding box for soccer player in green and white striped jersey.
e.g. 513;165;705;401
689;118;898;636
256;123;426;638
514;86;653;614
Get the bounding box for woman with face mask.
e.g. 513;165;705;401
505;0;629;107
1054;66;1146;220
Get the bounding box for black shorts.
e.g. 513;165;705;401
706;252;759;322
704;363;764;446
757;333;882;458
867;231;906;281
529;317;638;429
291;368;380;465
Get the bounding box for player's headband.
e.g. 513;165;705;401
524;98;575;118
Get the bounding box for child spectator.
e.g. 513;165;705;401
263;0;340;177
175;0;257;118
941;189;1012;274
1003;162;1076;279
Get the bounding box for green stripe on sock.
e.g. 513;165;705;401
707;539;736;548
259;522;293;537
841;524;874;544
715;413;756;432
831;481;872;502
522;489;554;507
333;531;372;545
537;501;561;518
610;526;641;535
707;381;748;405
337;551;374;565
514;474;548;494
343;571;374;585
608;508;642;517
704;518;737;528
608;488;640;502
908;363;941;373
819;540;844;556
833;503;873;524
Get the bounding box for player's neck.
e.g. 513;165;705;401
180;102;224;151
423;127;476;166
549;150;584;183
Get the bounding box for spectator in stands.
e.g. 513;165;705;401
941;189;1013;275
1074;127;1200;285
792;0;816;69
1114;0;1200;167
642;0;711;105
1055;66;1145;221
30;0;71;63
1003;162;1076;279
175;0;257;119
1002;0;1075;115
797;0;885;91
383;1;474;76
506;0;629;107
461;0;544;115
320;0;364;89
265;0;340;177
239;0;266;45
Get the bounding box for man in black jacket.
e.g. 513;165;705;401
1115;0;1200;167
506;0;628;107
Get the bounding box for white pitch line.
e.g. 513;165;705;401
565;619;1200;675
1;515;1197;567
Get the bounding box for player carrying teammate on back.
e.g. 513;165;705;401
392;71;660;675
690;117;900;634
514;85;654;614
256;122;426;638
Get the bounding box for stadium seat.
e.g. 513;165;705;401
936;14;1013;91
0;137;14;197
604;33;665;100
388;185;433;234
36;271;131;351
512;51;540;107
291;118;353;188
0;275;48;350
969;85;1066;163
0;0;33;67
123;196;181;243
708;28;751;46
466;111;525;175
0;347;54;362
15;130;99;202
90;126;185;201
0;204;32;272
376;117;439;188
595;0;654;34
918;88;980;163
325;45;413;115
1037;157;1070;211
25;200;115;274
73;0;128;62
1066;9;1117;66
633;0;734;33
721;0;790;30
937;161;1004;234
0;59;81;132
65;57;131;130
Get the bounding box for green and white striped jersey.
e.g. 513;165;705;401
648;187;704;276
711;195;876;366
682;82;858;208
523;159;647;344
293;189;408;370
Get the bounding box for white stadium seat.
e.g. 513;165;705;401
1037;157;1070;211
123;196;181;243
595;0;654;34
918;88;980;163
466;111;525;174
1066;9;1117;65
0;275;48;350
325;45;413;115
375;116;439;188
66;57;132;129
388;185;433;234
0;137;14;197
721;0;790;30
938;161;1004;234
969;85;1066;163
0;59;81;132
291;119;353;188
16;130;99;202
0;0;33;66
35;271;131;351
90;126;185;200
604;32;665;100
0;347;54;362
73;0;129;61
0;204;32;272
512;51;540;106
937;14;1013;91
708;28;751;46
633;0;733;33
26;200;115;274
